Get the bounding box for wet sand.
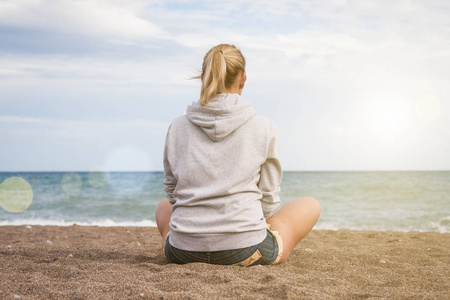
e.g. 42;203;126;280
1;225;448;299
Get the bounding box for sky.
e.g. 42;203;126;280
0;0;449;172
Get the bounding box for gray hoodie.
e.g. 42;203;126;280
163;93;281;251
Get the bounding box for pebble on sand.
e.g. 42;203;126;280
46;240;53;245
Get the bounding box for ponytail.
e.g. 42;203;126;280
199;44;246;106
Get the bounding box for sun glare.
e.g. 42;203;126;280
363;93;413;148
415;95;441;121
372;102;411;131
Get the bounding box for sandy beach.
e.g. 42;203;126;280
0;226;448;299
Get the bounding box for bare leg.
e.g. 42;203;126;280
266;197;321;263
155;199;172;241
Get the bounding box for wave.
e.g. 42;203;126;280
0;218;157;227
429;216;450;233
1;218;447;233
314;216;450;233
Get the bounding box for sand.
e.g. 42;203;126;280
0;226;448;299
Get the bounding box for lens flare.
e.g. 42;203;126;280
88;170;110;188
0;177;33;213
61;173;83;195
105;146;153;172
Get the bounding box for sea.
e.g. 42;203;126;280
0;171;449;233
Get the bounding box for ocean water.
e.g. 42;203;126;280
0;171;449;233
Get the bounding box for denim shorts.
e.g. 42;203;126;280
164;224;283;267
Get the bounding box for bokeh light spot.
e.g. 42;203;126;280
88;171;110;188
61;173;83;195
105;146;153;172
0;177;33;213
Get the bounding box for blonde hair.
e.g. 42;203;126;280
198;44;246;106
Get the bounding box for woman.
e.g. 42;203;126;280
156;44;321;266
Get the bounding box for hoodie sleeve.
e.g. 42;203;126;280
258;121;282;218
163;125;177;204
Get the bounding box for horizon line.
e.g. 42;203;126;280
2;169;449;173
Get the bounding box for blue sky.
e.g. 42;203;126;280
1;0;449;171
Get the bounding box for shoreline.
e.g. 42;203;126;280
1;226;449;299
1;223;447;234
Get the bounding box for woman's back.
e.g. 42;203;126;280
164;93;281;251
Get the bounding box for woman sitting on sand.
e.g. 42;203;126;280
155;44;321;266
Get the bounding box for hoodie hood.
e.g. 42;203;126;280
186;93;257;142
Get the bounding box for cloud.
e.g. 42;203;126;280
0;116;48;123
0;0;164;40
0;115;166;131
0;115;167;170
0;53;197;89
1;0;449;171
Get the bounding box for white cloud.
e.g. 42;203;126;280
0;116;166;132
0;0;164;40
0;116;48;123
0;55;196;88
